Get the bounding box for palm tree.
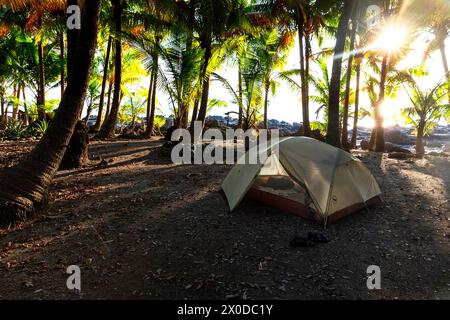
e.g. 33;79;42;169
310;55;348;129
194;0;246;126
97;0;123;139
157;35;203;128
401;74;449;155
326;0;354;147
350;52;363;148
0;0;102;226
93;35;113;131
120;90;147;128
340;4;359;148
422;0;450;104
253;28;297;128
270;0;337;136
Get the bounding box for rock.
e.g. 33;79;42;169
385;129;414;145
361;139;369;150
388;152;415;160
204;120;221;129
385;142;412;154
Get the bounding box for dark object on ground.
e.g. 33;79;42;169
361;139;369;150
290;237;315;248
388;152;415;160
165;126;178;141
290;231;330;248
385;142;412;154
88;127;99;134
96;157;114;168
307;231;330;243
59;121;89;170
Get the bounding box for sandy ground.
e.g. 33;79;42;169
0;139;449;300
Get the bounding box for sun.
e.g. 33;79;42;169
372;24;408;53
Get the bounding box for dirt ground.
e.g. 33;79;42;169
0;138;449;300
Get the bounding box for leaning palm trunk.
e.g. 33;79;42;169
97;0;123;139
0;0;101;226
326;0;354;147
93;36;112;131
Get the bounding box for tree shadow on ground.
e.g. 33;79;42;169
0;146;448;299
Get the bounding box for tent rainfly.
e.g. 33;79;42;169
222;137;382;226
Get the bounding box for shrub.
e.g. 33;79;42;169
1;120;27;139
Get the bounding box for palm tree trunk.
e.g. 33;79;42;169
326;0;354;147
304;34;312;136
238;61;243;128
373;53;388;152
145;43;159;137
439;42;450;104
0;84;5;122
13;85;20;120
67;0;79;78
60;33;65;99
263;82;269;129
341;19;357;148
98;0;122;139
350;59;361;149
84;104;93;122
196;34;212;125
0;0;101;226
37;40;46;121
298;28;310;136
93;36;112;131
416;120;425;156
22;86;29;126
104;81;113;121
145;53;159;137
144;69;154;135
190;96;200;130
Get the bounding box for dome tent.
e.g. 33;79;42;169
222;137;382;226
